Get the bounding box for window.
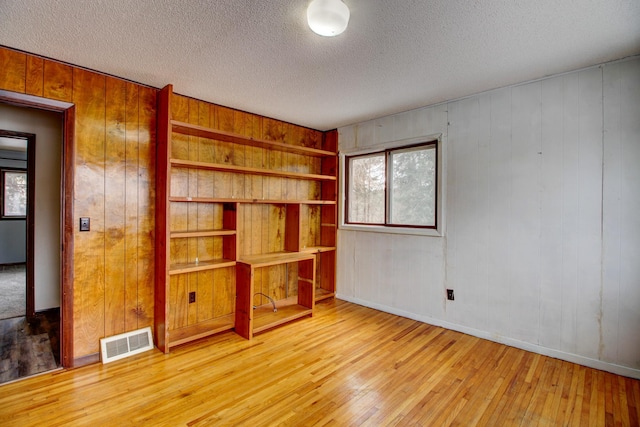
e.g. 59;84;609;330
2;169;27;218
346;141;437;229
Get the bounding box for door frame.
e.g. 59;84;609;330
0;90;75;368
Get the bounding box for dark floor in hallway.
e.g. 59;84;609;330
0;308;60;384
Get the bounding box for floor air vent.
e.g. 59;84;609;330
100;327;154;364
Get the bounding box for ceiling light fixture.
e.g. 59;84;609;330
307;0;350;37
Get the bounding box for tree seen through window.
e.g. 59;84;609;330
346;141;437;228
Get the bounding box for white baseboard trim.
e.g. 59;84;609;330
336;294;640;380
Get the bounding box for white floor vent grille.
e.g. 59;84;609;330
100;327;154;364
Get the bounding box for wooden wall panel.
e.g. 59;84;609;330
43;60;73;102
187;271;198;325
0;48;26;93
187;99;200;269
169;275;188;330
185;99;200;326
196;101;214;324
245;113;264;256
135;86;155;330
231;111;248;199
170;94;190;158
214;268;235;317
0;47;158;361
261;119;284;298
215;105;234;198
25;56;44;96
73;68;107;358
123;82;140;330
283;124;298;199
263;118;283;200
248;114;264;200
232;111;253;199
197;270;214;323
104;76;127;338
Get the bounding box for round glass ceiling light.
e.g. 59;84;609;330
307;0;350;37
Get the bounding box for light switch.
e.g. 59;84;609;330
80;217;90;232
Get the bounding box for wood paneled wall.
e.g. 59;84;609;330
0;46;326;362
0;46;157;360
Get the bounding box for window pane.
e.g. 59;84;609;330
4;171;27;217
348;154;385;223
389;146;435;226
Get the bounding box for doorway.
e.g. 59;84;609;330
0;103;64;383
0;131;34;318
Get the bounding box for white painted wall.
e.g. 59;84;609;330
0;103;62;311
0;221;26;263
337;57;640;379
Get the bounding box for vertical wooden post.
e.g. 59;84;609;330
235;262;254;339
154;84;172;353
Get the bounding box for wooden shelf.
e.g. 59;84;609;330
169;197;336;205
168;314;235;348
252;296;313;334
235;253;315;340
171;120;335;157
315;288;335;302
171;159;336;182
238;251;316;268
300;246;336;254
170;229;236;238
169;258;236;275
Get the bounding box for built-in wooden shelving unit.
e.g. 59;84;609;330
155;84;338;352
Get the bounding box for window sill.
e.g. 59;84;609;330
339;223;443;237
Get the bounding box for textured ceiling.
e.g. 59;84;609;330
1;0;639;130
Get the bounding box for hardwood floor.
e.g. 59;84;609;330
0;311;60;384
0;299;638;426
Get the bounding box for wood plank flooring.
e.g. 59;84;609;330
0;316;58;384
0;299;638;426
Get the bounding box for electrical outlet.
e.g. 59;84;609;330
447;289;455;301
79;217;90;232
189;292;196;304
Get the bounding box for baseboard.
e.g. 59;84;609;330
35;307;60;315
336;293;640;380
72;353;100;368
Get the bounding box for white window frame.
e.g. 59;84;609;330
339;134;445;237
